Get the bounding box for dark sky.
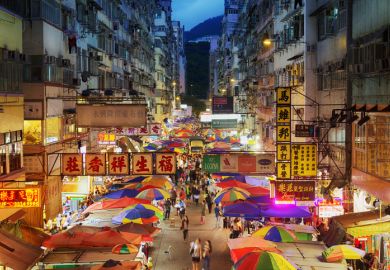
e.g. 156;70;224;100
172;0;224;30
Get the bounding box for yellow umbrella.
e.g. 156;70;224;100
142;176;173;190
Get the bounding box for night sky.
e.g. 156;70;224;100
172;0;224;30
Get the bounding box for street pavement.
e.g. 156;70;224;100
150;201;233;270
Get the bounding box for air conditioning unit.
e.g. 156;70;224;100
49;56;56;64
62;59;71;67
95;55;103;61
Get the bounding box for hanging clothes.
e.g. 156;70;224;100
68;35;77;54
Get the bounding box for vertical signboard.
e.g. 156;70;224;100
291;144;317;177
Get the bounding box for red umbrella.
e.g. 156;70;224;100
82;230;142;247
83;197;150;214
246;186;270;196
65;225;104;234
216;180;254;189
116;222;161;237
43;231;92;249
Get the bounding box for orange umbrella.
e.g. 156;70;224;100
83;197;150;214
65;225;103;234
111;243;139;254
216;180;254;189
82;230;142;247
116;222;161;237
43;231;92;249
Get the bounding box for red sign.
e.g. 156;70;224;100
0;188;40;207
275;181;315;202
108;154;129;175
220;154;238;172
85;154;106;175
114;123;162;136
132;153;153;175
62;154;83;176
238;155;257;173
155;153;176;174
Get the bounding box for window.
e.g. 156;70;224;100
318;70;346;91
31;0;61;27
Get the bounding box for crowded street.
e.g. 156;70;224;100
1;0;390;270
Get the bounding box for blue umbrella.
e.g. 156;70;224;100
112;205;156;224
221;176;246;183
122;176;147;183
104;189;139;199
223;201;261;219
259;205;311;218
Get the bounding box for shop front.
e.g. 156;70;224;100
61;176;92;213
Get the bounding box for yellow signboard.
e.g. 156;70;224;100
277;162;291;179
291;144;317;177
277;144;291;161
277;126;291;142
276;107;291;124
0;188;40;207
276;87;291;105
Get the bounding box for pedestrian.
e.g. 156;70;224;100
202;240;212;270
181;215;189;241
214;205;221;228
200;200;206;225
170;188;177;206
193;187;200;206
205;193;213;214
164;199;171;220
190;238;202;270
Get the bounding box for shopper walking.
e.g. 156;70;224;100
200;200;206;225
214;205;221;228
190;238;202;270
202;240;212;270
181;215;189;241
164;199;171;220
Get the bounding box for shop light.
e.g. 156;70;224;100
275;200;296;205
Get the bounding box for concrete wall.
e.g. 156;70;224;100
0;9;22;51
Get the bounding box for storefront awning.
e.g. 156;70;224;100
0;208;25;222
352;168;390;204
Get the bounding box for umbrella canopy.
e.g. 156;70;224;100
252;226;297;243
143;175;170;181
136;188;170;201
141;177;173;190
223;201;261;219
212;172;243;178
83;230;142;247
214;187;251;204
42;231;92;249
122;176;147;183
322;245;366;262
91;260;142;270
112;205;159;225
116;222;161;236
233;250;297;270
104;188;139;199
112;243;139;254
221;175;247;182
216;180;253;189
249;195;273;205
123;203;163;219
65;225;103;234
259;205;312;218
228;236;278;263
246;186;270;196
83;197;150;214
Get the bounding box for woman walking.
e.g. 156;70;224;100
181;215;189;241
202;240;212;270
200;200;206;225
190;238;202;270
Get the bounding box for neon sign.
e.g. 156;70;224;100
0;188;40;207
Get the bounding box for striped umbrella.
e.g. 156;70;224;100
233;250;297;270
112;243;139;254
123;203;163;219
214;187;250;204
136;188;170;201
322;245;366;262
252;226;297;243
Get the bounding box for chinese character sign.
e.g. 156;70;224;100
108;154;129;175
276;107;291;124
275;181;315;202
0;188;40;207
85;154;106;175
291;144;317;177
155;153;176;174
276;87;291;105
277;144;291;161
277;162;291;179
62;154;83;176
132;153;153;175
220;154;238;172
237;155;257;173
276;126;291;142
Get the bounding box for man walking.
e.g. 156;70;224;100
214;204;221;228
164;199;171;220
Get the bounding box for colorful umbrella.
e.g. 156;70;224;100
83;197;150;214
112;205;159;224
214;187;251;204
233;250;297;270
91;260;142;270
112;243;139;254
252;226;297;243
216;180;253;189
122;176;147;183
322;245;366;262
142;177;173;190
223;201;261;219
116;222;161;237
246;186;270;196
228;236;278;263
259;205;312;218
123;203;163;219
104;188;139;199
136;188;170;201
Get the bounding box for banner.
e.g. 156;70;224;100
85;154;106;175
62;154;83;176
114;123;163;136
0;188;40;207
212;96;233;114
108;154;129;175
202;155;220;173
77;104;146;128
132;153;153;175
275;181;315;202
155;153;176;174
211;119;237;129
291;144;317;177
203;154;275;174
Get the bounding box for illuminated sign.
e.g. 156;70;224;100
97;133;116;145
318;198;344;218
114;123;162;136
0;188;40;207
212;96;234;114
291;144;317;177
275;181;315;202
